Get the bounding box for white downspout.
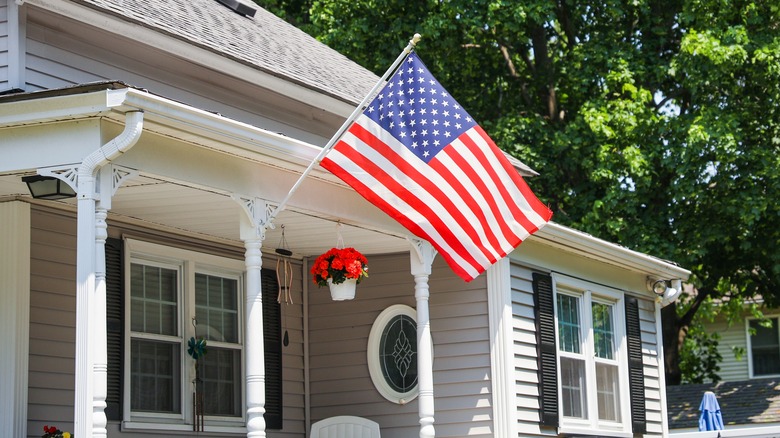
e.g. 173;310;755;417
74;111;144;438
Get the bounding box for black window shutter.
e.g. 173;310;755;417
532;272;559;427
261;268;283;430
625;296;647;434
105;237;124;421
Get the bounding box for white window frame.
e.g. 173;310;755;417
367;304;421;404
746;316;780;379
552;274;632;436
122;239;247;433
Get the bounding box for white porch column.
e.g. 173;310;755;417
0;201;31;438
236;197;269;437
74;170;98;438
409;239;437;438
73;111;144;438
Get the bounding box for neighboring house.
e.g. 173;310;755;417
667;307;780;437
1;1;690;437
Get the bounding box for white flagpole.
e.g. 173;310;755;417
262;33;422;230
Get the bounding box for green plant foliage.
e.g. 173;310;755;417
256;0;780;385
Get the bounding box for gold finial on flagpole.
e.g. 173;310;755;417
407;34;422;52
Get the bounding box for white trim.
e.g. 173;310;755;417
486;258;517;437
367;304;420;404
7;0;26;90
0;201;31;438
534;223;690;280
656;299;671;437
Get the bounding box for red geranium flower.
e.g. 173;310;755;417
310;247;369;287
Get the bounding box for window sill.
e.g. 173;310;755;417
122;421;247;436
558;426;633;438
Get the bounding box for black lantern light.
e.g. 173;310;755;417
22;175;76;200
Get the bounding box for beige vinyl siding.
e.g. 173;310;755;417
638;295;664;435
308;253;493;438
27;207;78;437
509;261;554;436
27;205;306;437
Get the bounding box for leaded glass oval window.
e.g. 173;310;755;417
367;305;423;404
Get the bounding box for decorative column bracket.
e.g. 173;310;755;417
408;238;438;274
231;195;275;241
37;164;139;208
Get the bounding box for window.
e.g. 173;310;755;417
534;273;641;436
105;238;282;432
749;317;780;377
367;305;420;404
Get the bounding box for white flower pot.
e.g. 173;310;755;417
328;278;357;301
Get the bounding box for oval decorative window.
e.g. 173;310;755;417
367;304;420;404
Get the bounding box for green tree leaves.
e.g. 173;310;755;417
258;0;780;385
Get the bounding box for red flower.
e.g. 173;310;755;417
310;247;369;287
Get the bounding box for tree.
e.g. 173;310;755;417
258;0;780;385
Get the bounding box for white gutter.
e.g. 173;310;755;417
73;111;144;438
534;222;691;280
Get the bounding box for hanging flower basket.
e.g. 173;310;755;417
311;247;369;301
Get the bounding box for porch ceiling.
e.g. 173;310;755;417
0;171;410;259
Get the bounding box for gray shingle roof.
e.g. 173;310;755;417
667;379;780;429
73;0;379;104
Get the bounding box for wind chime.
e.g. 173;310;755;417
275;225;293;346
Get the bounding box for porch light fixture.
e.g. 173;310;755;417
22;175;76;200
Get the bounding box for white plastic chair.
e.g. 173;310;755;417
310;415;381;438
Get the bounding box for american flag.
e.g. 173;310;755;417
321;53;552;281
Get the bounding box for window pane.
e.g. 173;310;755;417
596;362;621;422
750;318;780;376
379;314;418;393
195;273;239;343
131;339;181;413
130;264;178;336
560;357;587;419
592;302;615;360
557;294;581;354
199;347;241;417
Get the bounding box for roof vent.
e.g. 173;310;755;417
216;0;257;17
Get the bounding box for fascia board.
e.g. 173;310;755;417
119;89;335;179
532;222;691;280
0;88;129;126
24;0;357;117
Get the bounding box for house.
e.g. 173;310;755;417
1;0;690;437
667;305;780;437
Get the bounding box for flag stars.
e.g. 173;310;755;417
433;140;440;147
432;119;439;126
444;131;452;138
411;130;417;138
411;141;418;148
433;129;439;136
423;150;430;158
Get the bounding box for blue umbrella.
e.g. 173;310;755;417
699;391;725;431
